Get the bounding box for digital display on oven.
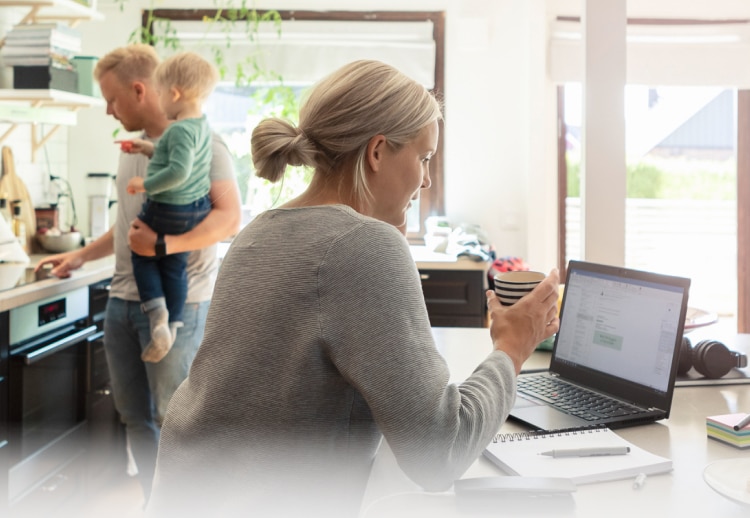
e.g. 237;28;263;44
38;298;67;326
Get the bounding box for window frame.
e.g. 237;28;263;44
143;8;446;240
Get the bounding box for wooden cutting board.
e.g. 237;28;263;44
0;146;36;252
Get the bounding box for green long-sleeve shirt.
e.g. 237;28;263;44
144;115;212;204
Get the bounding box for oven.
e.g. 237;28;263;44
6;286;96;514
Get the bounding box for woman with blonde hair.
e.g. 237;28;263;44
148;59;560;518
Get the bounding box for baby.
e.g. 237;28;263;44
125;51;218;362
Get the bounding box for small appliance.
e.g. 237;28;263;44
87;173;115;239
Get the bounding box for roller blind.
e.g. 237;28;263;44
549;19;750;87
169;19;436;88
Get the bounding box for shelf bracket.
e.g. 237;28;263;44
17;5;42;25
31;122;63;161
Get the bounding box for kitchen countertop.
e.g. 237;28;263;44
0;254;115;312
0;244;478;312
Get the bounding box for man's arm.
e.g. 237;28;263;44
128;178;241;256
35;227;115;278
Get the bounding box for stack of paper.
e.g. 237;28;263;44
1;22;82;68
706;414;750;449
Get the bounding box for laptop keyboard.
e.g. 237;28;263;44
517;375;646;422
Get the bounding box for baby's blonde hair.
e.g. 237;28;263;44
154;51;219;101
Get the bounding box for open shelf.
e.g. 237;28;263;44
0;89;104;160
0;0;103;26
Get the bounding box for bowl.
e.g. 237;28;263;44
37;231;83;253
0;262;28;290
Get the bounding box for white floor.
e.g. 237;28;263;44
79;473;145;518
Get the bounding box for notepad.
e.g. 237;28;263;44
483;427;673;485
706;413;750;449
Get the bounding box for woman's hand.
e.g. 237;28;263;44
487;269;560;373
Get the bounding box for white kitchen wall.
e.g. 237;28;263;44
0;8;70;231
65;0;558;270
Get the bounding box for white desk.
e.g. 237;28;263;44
360;327;750;518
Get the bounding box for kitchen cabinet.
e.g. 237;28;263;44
417;259;489;328
86;278;126;489
0;0;104;160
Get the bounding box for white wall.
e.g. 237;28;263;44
67;0;559;270
0;9;70;234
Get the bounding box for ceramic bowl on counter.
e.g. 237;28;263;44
37;231;83;253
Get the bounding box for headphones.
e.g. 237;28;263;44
677;336;748;379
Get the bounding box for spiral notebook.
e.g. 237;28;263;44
483;427;672;485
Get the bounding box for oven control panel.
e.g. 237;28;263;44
9;287;89;346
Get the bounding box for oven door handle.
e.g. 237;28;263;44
22;325;98;365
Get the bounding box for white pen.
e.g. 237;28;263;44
633;472;647;489
733;413;750;431
539;446;631;458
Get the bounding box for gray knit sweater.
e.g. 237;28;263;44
148;205;517;518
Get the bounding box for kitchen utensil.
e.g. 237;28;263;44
0;146;36;252
37;231;82;253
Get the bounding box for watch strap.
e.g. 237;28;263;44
155;233;167;257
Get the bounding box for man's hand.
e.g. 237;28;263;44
34;250;85;278
128;217;157;256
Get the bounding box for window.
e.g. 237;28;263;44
143;9;445;237
562;83;737;317
551;16;750;329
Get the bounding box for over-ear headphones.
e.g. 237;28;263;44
677;336;748;379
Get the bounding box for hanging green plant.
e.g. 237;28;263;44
122;3;307;207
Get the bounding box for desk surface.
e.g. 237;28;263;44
361;327;750;518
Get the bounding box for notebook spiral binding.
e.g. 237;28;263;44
492;424;608;443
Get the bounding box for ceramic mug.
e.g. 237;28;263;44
493;270;546;306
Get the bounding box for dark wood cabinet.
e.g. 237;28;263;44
417;260;489;327
86;279;126;486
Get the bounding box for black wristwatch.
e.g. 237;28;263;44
155;233;167;257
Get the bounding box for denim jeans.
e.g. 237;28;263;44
132;196;211;323
104;297;208;500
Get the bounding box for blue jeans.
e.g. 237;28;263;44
104;297;208;500
132;196;211;323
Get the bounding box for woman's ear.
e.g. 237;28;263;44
366;135;387;173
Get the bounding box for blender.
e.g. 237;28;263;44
87;172;115;238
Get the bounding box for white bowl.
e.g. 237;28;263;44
37;231;82;253
0;262;27;290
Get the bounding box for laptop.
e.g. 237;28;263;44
509;260;690;431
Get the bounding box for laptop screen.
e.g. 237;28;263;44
554;265;687;393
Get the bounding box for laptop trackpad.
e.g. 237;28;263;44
510;406;589;432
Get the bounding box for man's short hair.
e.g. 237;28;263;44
94;43;160;85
